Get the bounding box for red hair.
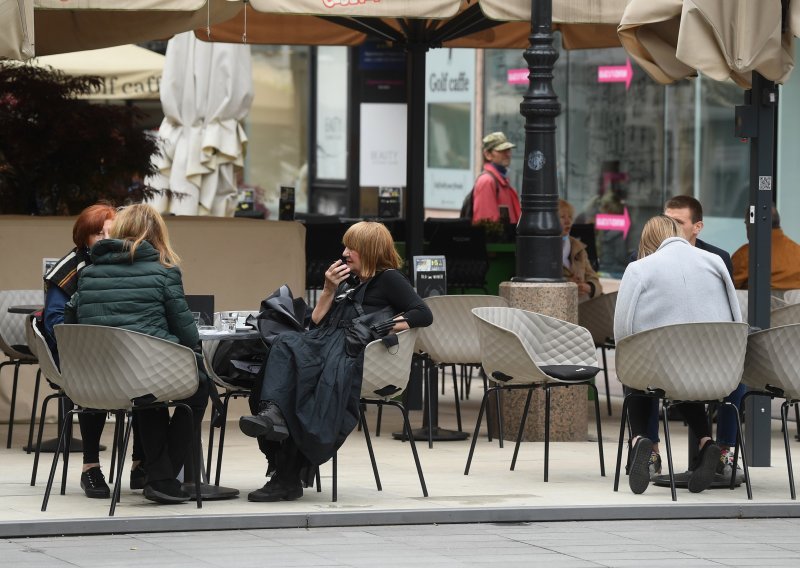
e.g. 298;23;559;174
72;204;116;248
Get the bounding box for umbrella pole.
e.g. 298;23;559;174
404;41;427;266
513;0;562;281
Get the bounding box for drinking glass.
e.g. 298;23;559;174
219;311;238;333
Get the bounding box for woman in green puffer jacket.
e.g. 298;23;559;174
66;203;208;505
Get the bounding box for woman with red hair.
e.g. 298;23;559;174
42;203;143;499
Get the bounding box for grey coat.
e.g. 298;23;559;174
614;237;742;342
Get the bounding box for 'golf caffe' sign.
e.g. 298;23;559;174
89;74;161;101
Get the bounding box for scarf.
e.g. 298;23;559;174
44;247;91;297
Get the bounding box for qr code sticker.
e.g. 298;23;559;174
759;176;772;191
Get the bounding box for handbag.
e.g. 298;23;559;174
344;305;397;357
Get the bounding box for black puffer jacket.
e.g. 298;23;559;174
65;239;199;349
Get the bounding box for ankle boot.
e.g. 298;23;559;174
239;401;289;441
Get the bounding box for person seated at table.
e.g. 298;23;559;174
614;215;742;495
42;203;144;499
238;221;433;502
66;203;208;505
559;199;602;302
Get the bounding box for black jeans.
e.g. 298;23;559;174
627;391;711;443
137;378;209;484
79;412;144;465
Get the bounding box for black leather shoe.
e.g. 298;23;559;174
688;440;721;493
239;402;289;441
80;466;111;499
248;477;303;502
628;437;653;495
143;479;191;504
130;465;146;490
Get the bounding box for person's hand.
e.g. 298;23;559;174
323;258;351;292
576;282;591;295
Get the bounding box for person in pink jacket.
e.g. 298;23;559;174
471;132;521;224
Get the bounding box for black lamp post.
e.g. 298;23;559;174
513;0;563;281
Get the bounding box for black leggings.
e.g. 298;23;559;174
78;406;144;465
627;392;711;443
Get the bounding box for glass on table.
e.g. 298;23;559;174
191;312;202;328
218;311;238;333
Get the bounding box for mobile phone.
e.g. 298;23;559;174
340;256;359;287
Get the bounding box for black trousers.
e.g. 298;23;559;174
79;412;144;465
137;378;209;483
627;391;711;444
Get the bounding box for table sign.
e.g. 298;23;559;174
413;255;446;298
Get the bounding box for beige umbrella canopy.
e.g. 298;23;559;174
1;0;242;59
208;0;627;50
619;0;797;88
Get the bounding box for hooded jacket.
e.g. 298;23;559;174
65;239;199;349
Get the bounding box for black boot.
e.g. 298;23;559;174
239;401;289;441
248;442;303;502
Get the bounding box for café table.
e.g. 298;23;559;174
183;326;262;500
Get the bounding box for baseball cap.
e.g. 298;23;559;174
482;132;515;152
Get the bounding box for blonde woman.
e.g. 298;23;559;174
239;221;433;502
614;214;741;496
67;203;206;505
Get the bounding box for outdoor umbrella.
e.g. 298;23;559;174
0;0;243;60
27;44;165;100
618;0;797;88
1;0;34;61
149;31;253;217
202;0;628;262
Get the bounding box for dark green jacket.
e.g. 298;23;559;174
65;239;199;349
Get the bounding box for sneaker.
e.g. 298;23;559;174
143;479;191;504
248;476;303;502
80;466;111;499
715;447;745;484
688;440;721;493
628;437;653;495
239;402;289;441
648;451;662;481
130;464;146;490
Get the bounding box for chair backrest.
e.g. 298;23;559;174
743;324;800;398
415;295;508;364
28;317;63;388
782;289;800;305
471;307;596;385
616;322;748;401
735;290;787;318
361;328;419;399
55;324;199;410
0;289;42;359
770;303;800;328
578;291;617;346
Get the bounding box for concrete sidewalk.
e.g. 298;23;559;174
2;370;800;538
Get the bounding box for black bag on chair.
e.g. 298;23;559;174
344;306;397;358
248;284;309;346
211;338;268;388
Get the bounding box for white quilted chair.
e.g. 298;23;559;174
202;310;261;486
331;328;427;502
782;289;800;305
465;307;605;482
742;323;800;499
415;295;509;448
0;290;42;448
735;290;787;319
612;321;750;501
578;291;617;416
46;325;202;516
770;303;800;328
26;317;68;487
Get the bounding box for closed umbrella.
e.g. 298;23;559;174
150;31;252;216
619;0;796;88
1;0;34;61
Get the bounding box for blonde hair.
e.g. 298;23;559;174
558;199;575;219
342;221;401;279
638;215;679;259
110;203;180;267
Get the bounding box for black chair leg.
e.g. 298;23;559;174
359;404;382;491
613;393;633;492
662;401;677;502
389;400;428;497
451;366;462;432
464;388;493;475
42;406;74;511
544;386;551;482
728;401;752;499
425;359;434;449
601;345;612;416
375;405;383;437
213;391;235;485
496;388;504;448
60;407;74;496
31;392;61;486
588;382;606;476
482;372;492;443
26;369;42;454
332;452;338;502
510;387;533;471
781;401;795;500
6;362;21;448
794;402;800;441
110;413;134;517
